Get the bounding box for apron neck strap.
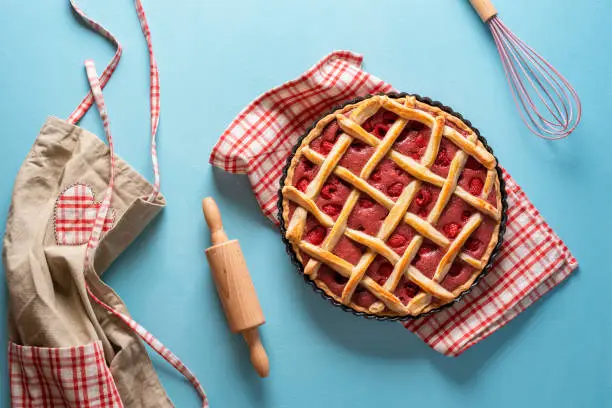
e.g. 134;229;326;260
67;0;161;202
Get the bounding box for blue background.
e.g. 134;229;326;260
0;0;610;406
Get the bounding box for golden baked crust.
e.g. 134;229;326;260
281;94;503;317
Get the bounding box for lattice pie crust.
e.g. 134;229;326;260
281;95;503;317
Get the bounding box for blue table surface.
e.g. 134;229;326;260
1;0;611;406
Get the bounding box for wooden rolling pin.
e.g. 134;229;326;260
202;197;270;378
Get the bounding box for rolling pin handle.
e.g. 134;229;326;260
202;197;229;245
243;328;270;378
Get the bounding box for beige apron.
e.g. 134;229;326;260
4;1;207;407
5;117;174;407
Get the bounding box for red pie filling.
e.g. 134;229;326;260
441;260;475;291
361;109;397;137
317;266;348;297
434;196;497;263
352;286;378;309
314;175;351;221
408;184;441;219
463;216;497;260
411;240;444;279
456;156;499;207
386;223;417;255
339;140;376;175
347;197;388;236
436;195;473;239
300;215;329;265
310;121;344;156
353;255;395;308
457;157;487;197
368;158;414;200
332;236;364;265
394;276;421;305
431;138;459;178
365;255;394;286
394;120;432;161
291;157;320;194
487;189;498;207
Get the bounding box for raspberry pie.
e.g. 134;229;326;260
279;94;506;318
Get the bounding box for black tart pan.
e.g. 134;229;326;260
278;92;508;321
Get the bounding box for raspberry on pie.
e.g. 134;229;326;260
281;94;505;318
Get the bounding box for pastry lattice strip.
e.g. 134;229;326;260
284;95;499;314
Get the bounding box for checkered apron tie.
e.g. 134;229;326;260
210;50;578;357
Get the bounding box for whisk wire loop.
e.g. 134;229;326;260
487;16;581;139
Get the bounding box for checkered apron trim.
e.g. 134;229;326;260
209;50;578;357
65;1;208;406
9;341;124;408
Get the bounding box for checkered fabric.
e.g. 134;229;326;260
9;341;123;408
209;50;578;356
54;184;115;245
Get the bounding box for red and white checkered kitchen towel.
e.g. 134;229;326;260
210;50;578;356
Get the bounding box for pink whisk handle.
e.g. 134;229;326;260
469;0;498;22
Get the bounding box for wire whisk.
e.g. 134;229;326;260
469;0;581;140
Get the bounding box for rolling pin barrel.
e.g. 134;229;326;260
202;197;269;377
205;241;265;333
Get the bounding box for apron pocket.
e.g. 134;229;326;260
8;340;123;408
